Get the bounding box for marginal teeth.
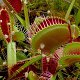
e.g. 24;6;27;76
44;20;47;26
46;19;49;26
58;17;60;24
29;26;35;35
47;19;51;25
39;24;43;30
30;17;67;37
42;21;45;28
52;18;54;24
31;23;36;33
60;20;63;24
34;22;39;29
54;17;57;24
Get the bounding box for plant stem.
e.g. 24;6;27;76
65;0;75;21
23;0;30;29
9;12;14;42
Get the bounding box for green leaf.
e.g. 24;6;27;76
23;0;30;29
13;26;19;32
50;75;56;80
13;32;25;42
0;76;3;80
0;28;4;40
16;51;27;61
28;71;39;80
0;57;3;65
65;0;75;21
57;71;64;80
15;14;26;27
75;9;80;25
7;42;16;68
75;62;80;69
9;12;15;42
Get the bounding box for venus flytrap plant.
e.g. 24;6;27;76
0;1;21;77
0;8;16;77
8;55;42;80
3;0;27;28
0;9;10;43
3;0;22;13
3;0;14;12
0;0;80;79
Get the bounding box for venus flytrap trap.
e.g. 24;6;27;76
30;18;72;53
3;0;26;28
59;42;80;67
3;0;22;13
0;8;17;78
0;9;10;43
